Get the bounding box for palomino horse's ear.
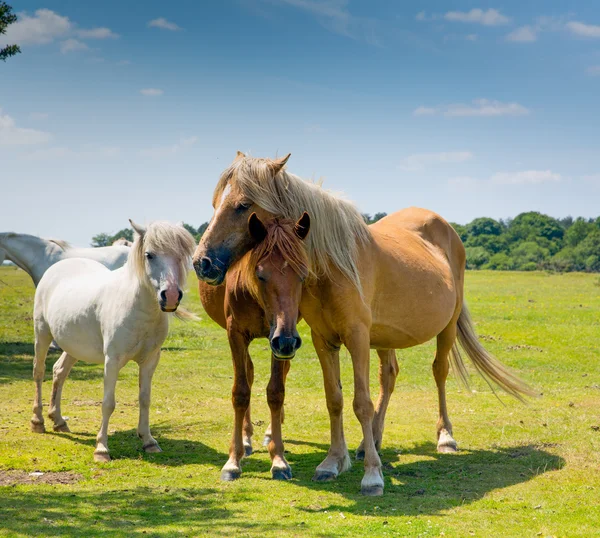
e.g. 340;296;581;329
129;219;146;237
267;153;291;176
248;213;267;244
235;150;245;159
295;212;310;241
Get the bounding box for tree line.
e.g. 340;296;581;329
91;211;600;273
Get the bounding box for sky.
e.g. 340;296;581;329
1;0;600;246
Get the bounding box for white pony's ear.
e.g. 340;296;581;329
129;219;146;237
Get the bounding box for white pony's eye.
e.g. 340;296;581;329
145;252;155;260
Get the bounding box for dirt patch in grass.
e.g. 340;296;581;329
0;470;82;486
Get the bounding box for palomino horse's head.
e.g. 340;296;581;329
192;152;291;285
129;220;196;312
245;212;311;360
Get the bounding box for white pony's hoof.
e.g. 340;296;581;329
53;422;70;433
437;430;458;453
361;484;384;496
31;421;46;434
94;451;111;463
143;443;162;454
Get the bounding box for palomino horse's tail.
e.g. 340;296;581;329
174;307;200;322
450;303;537;402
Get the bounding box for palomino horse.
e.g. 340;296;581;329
193;152;535;496
0;232;130;287
198;215;307;480
31;221;196;462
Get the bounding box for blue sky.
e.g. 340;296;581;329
1;1;599;246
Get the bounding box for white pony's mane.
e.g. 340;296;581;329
213;155;371;292
129;221;196;287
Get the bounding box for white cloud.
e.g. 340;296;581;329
587;65;600;76
60;38;89;54
139;136;198;158
415;11;427;22
414;99;530;118
140;88;164;96
506;25;537;42
582;174;600;184
491;170;561;185
444;8;510;26
399;151;473;172
77;27;119;39
148;18;182;31
29;112;49;121
0;108;52;146
566;21;600;38
3;8;71;45
465;34;478;41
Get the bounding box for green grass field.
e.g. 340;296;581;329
1;266;599;537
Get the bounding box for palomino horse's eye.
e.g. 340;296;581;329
235;202;251;212
145;252;155;260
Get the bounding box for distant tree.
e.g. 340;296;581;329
0;2;20;62
197;222;209;237
372;212;387;223
362;213;372;224
450;223;468;242
467;217;503;237
465;234;508;254
485;252;514;270
508;212;564;243
564;217;594;248
181;223;198;238
465;247;490;270
112;228;134;242
510;241;549;270
91;233;112;248
559;216;574;230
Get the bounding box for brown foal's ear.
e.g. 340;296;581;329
129;219;146;237
268;153;291;176
295;212;310;241
248;212;268;243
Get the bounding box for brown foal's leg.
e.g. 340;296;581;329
312;330;352;482
221;328;252;480
344;326;384;496
48;352;78;432
433;322;459;453
242;355;255;456
356;349;399;460
267;356;292;480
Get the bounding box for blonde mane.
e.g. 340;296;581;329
129;221;196;287
233;218;312;305
213;155;371;292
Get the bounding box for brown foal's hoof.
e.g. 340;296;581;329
53;422;71;433
31;421;46;434
312;470;337;482
93;451;111;463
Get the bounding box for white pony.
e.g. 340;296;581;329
31;220;196;462
0;233;130;286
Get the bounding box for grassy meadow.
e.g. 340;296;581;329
1;266;599;537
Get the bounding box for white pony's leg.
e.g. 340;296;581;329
31;327;52;433
94;357;119;463
137;351;162;453
48;352;77;432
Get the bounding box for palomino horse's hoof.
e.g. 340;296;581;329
243;444;253;457
53;422;70;433
31;422;46;434
312;470;337;482
221;469;241;481
262;435;271;447
272;467;292;480
437;442;458;453
361;485;384;496
93;451;111;463
143;443;162;454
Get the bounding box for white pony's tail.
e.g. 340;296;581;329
174;307;200;322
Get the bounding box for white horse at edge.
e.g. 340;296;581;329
30;220;196;462
0;233;130;286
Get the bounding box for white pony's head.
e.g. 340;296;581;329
128;220;197;312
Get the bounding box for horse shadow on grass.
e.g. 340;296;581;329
279;438;565;517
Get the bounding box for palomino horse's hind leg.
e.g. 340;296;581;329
344;326;384;496
48;352;77;432
311;330;352;483
267;356;292;480
137;351;162;454
433;323;458;453
221;328;252;481
94;357;119;463
356;349;399;460
242;356;255;457
31;328;53;433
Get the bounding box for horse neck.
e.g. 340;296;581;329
0;234;64;285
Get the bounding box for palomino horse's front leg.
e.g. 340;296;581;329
48;352;78;432
267;356;292;480
433;323;459;453
345;326;384;496
137;351;162;454
356;349;399;460
311;330;352;482
242;355;255;457
221;328;252;481
94;358;119;463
